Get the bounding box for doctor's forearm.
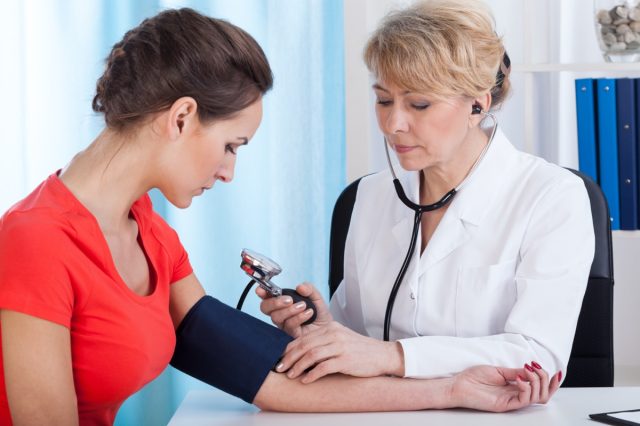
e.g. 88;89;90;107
399;333;560;379
253;371;452;412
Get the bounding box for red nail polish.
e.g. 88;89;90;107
531;361;542;369
557;371;562;381
517;374;525;381
524;363;534;372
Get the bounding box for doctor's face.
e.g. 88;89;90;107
374;80;475;172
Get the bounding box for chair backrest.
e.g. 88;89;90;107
563;168;614;387
328;169;614;387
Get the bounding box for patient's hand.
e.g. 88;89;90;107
258;283;332;338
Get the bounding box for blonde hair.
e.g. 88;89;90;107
364;0;511;109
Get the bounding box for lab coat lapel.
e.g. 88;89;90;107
389;165;472;267
419;127;514;272
420;208;470;270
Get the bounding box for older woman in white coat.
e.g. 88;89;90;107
259;0;594;386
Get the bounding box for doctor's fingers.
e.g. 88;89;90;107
283;321;348;356
301;359;344;384
294;282;320;299
255;287;272;300
286;345;340;382
281;309;316;336
259;298;300;323
281;332;337;370
258;291;293;313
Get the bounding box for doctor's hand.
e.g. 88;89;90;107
274;321;404;382
257;283;332;338
449;364;561;412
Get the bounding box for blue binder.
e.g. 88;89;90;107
575;79;599;183
636;78;640;227
597;78;620;230
616;78;638;230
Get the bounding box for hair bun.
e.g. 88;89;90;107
91;8;273;131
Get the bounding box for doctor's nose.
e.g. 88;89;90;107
384;107;410;134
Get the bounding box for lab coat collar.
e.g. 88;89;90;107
390;126;516;269
453;126;516;226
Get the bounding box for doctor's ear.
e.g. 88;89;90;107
470;95;491;115
468;94;492;126
166;97;199;139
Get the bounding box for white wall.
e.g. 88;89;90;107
343;0;640;385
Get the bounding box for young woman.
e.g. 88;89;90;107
261;0;593;387
0;7;558;425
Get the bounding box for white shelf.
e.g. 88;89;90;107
512;62;640;73
613;230;640;238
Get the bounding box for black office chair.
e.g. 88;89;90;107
328;168;614;387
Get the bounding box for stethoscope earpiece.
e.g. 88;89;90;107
471;104;483;115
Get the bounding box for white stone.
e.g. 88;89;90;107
624;30;637;43
611;41;628;50
615;6;629;19
604;32;618;45
617;23;632;34
598;9;613;24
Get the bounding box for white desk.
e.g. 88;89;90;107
168;386;640;425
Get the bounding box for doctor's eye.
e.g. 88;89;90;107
225;144;237;155
411;103;430;111
376;99;392;107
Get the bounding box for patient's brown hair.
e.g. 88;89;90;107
93;8;273;130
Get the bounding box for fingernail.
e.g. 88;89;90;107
294;302;306;309
287;370;295;378
531;361;542;369
282;297;293;304
304;309;313;316
557;371;562;381
524;363;534;372
276;363;284;372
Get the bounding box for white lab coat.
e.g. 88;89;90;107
330;128;595;379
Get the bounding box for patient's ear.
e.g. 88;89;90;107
165;97;199;140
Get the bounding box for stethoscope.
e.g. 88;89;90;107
381;106;499;341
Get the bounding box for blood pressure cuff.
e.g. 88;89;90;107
170;295;293;403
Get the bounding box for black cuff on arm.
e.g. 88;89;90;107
170;295;293;403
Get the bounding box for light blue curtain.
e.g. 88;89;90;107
0;1;344;425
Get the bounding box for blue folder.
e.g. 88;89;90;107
616;78;638;230
575;79;599;183
636;78;640;227
597;78;620;230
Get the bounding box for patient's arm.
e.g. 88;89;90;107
254;363;559;413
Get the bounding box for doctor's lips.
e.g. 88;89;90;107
392;144;418;154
